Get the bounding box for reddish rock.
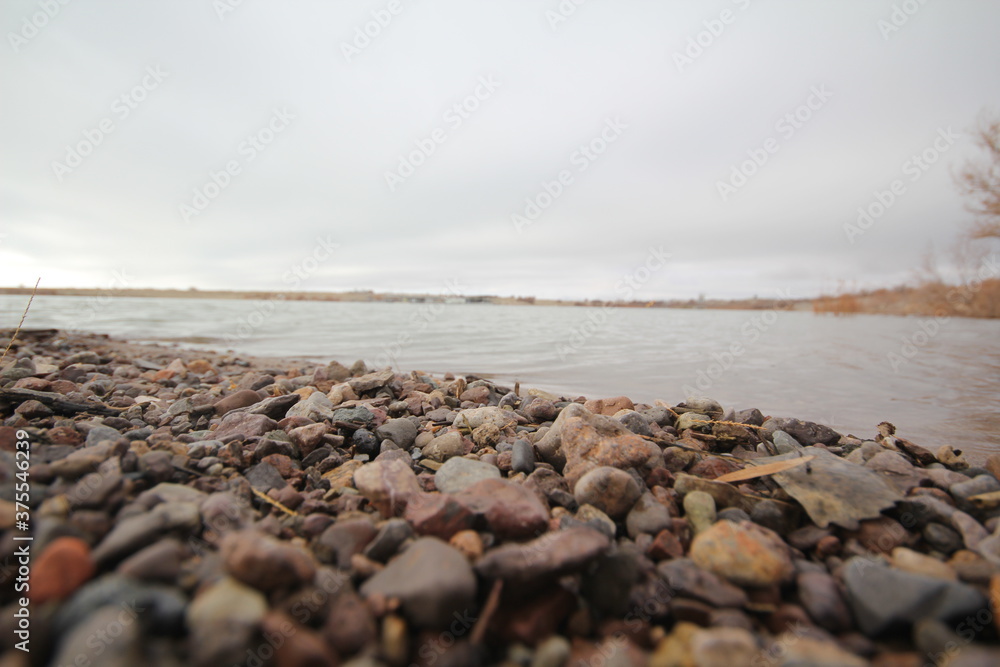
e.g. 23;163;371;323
221;530;317;593
797;571;852;633
689;520;794;587
492;586;576;646
573;466;641;519
354;459;422;517
30;537;95;604
648;529;685;560
14;377;51;390
583;396;635;416
404;493;475;540
15;399;53;419
186;359;215;375
261;453;300;478
262;611;340;667
289;422;328;456
475;527;611;583
847;516;912;555
459;385;490;404
458;478;549;540
323;588;375;657
688;457;739;480
213;412;278;442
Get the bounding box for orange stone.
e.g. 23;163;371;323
30;537;95;604
186;359;215;374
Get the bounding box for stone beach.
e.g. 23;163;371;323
2;328;1000;666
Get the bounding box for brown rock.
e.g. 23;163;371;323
30;537;95;604
796;570;852;633
316;518;377;568
573;466;641;519
475;526;611;584
648;529;685;561
688;457;739;480
324;588;376;657
213;389;263;415
492;586;576;646
459;385;490;404
449;530;484;561
689;520;794;587
117;538;187;582
404;493;476;540
213;412;278;442
848;516;912;555
353;458;422;517
458;478;549;540
221;530;318;592
261;611;340;667
288;422;328;456
583;396;634;415
47;425;84;446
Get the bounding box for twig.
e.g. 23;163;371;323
251;487;300;517
0;277;40;368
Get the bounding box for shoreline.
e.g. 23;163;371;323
2;329;1000;664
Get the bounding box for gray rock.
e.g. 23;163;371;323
85;424;124;447
422;431;468;462
796;571;852;633
656;558;748;608
360;537;476;628
625;492;672;539
186;576;268;667
212;412;278;442
351;428;380;459
49;605;142;667
53;573;187;638
772;430;802;454
951;475;1000;505
618;411;653;437
765;417;841;446
581;550;639;616
679;396;723;418
375;418;418;450
573;466;641;519
676;412;710;431
843;557;988;636
286;391;335;421
92;502;201;565
511;439;535;474
923;523;963;554
316;518;377;568
434;456;501;494
475;526;611;584
717;508;751;523
362;518;414;562
332;406;376;426
244;461;287;492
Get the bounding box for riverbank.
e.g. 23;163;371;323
2;329;1000;665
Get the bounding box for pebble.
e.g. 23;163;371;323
690;520;794;587
353;458;422;517
422;430;469;462
316;517;377;567
511;438;536;474
220;530;318;592
625;492;672;538
475;526;611;584
434;456;501;493
187;576;268;666
458;478;549;540
362;517;414;562
360;537;476;628
891;546;957;580
796;570;852;633
573;466;642;519
404;492;476;539
683;490;717;534
375;417;418;450
657;558;749;608
30;536;95;604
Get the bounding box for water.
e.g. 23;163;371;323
3;294;999;460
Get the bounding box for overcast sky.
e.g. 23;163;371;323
2;1;999;301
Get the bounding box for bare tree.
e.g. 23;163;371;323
955;111;1000;241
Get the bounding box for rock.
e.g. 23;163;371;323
459;478;549;540
354;458;422;517
288;422;328;456
866;450;928;493
92;501;201;565
892;546;957;580
349;368;395;393
221;530;318;593
656;558;749;608
843;557;988;636
212;412;278;442
532;635;572;667
351;427;380;459
618;411;653;437
512;439;535;474
376;418;418;450
316;518;377;567
796;571;852;633
460;385;491;404
676;412;710;431
475;526;611;584
765;417;840;446
287;391;335;421
951;475;1000;505
52;573;187;639
434;456;501;494
187;576;268;667
85;424;124;446
245;461;288;492
690;520;794;587
360;537;476;628
924;522;964;554
683;490;717;534
583;396;634;415
213;389;262;415
770;635;868;667
455;406;517;430
332;405;376;426
404;492;476;540
573;466;642;519
937;445;969;469
49;605;142;667
117;538;186;582
581;551;639;616
648;529;685;561
449;530;484;561
324;588;377;656
523;400;558;423
535;403;661;483
848;515;911;554
690;627;759;667
30;536;95;604
772;430;803;454
626;492;672;539
261;611;340;667
361;518;414;563
472;422;502;448
422;431;469;462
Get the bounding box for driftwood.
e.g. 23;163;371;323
0;387;124;416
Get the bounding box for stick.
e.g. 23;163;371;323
0;277;40;368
